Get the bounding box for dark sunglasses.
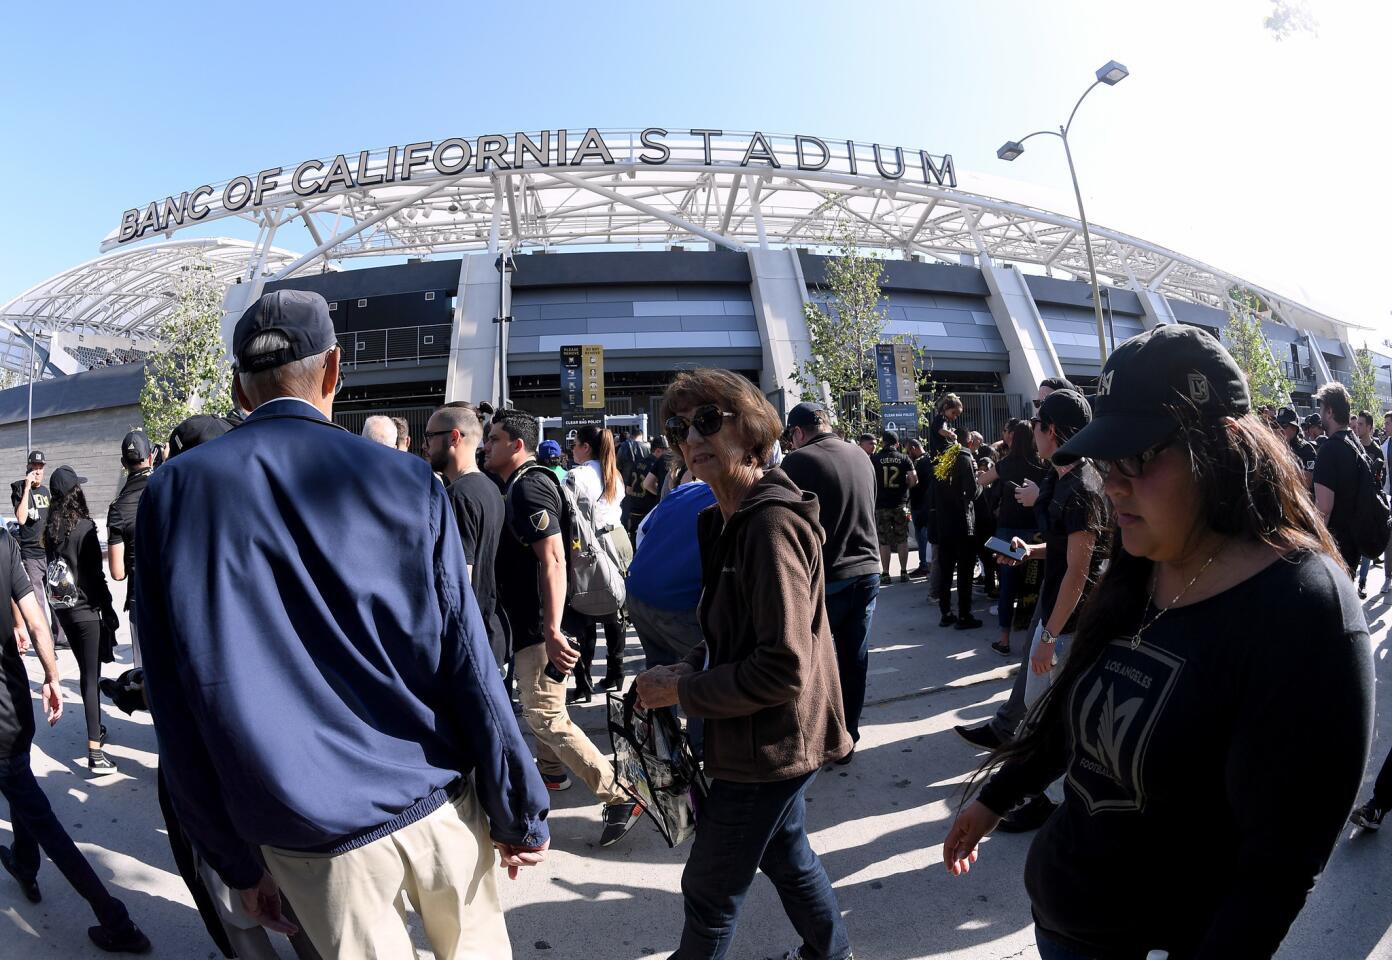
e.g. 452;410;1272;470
665;405;735;448
1096;433;1178;480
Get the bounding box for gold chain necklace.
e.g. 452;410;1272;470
1129;543;1226;650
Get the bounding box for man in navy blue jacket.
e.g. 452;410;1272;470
137;290;549;959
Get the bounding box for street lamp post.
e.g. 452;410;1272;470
494;249;516;410
997;59;1129;364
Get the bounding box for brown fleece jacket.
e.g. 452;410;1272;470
677;468;852;782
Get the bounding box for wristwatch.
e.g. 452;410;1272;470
1039;627;1057;645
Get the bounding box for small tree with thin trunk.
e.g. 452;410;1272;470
1223;288;1292;411
792;217;933;438
139;255;232;442
1349;344;1380;421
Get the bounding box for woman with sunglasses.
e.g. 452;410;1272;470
636;369;853;960
564;423;632;700
944;325;1374;959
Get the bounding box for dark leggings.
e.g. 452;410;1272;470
56;613;103;744
935;536;976;617
573;612;626;696
1371;745;1392;811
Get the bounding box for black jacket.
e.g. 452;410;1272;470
932;450;980;541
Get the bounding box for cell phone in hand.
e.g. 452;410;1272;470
984;536;1028;562
543;637;580;683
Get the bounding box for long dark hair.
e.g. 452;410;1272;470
45;486;90;548
1004;420;1043;469
974;406;1338;790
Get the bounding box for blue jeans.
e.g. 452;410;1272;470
913;520;931;568
0;751;129;930
994;526;1037;631
674;771;850;960
1035;928;1097;960
823;574;880;743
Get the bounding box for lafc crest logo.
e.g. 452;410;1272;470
1187;372;1210;404
1098;371;1115;397
530;510;550;532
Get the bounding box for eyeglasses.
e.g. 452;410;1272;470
665;405;736;448
421;429;453;446
1096;434;1178;479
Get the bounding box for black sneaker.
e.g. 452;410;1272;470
955;616;985;630
0;845;40;903
1350;801;1385;831
834;747;855;766
939;613;958;628
953;723;1004;750
1358;583;1367;599
996;795;1056;833
879;573;892;586
599;800;644;847
989;641;1012;657
87;920;151;954
88;750;118;775
542;773;571;792
909;565;929;578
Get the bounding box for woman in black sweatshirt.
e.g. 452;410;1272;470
943;325;1374;959
43;466;120;774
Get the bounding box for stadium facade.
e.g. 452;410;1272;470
0;128;1383;518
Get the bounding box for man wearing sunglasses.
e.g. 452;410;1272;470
780;402;881;756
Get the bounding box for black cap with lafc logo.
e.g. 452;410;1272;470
1053;324;1250;466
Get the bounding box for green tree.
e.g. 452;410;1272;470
792;220;932;438
1349;344;1381;420
139;256;232;442
1223;289;1292;410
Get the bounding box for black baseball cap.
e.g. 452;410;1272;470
26;451;44;466
1303;413;1323;429
1276;407;1300;427
168;415;233;458
651;434;668;450
786;402;828;430
1037;388;1092;440
48;465;86;500
232;290;337;373
121;430;153;465
1054;324;1249;466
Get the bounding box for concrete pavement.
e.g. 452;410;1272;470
2;570;1389;959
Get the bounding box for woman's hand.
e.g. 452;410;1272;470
943;801;1002;876
636;664;691;709
977;462;998;486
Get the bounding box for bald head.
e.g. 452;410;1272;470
362;416;398;447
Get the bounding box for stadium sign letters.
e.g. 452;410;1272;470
116;128;956;244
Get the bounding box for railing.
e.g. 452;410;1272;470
1281;360;1315;383
337;324;451;368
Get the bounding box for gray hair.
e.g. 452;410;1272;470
237;331;331;408
361;416;398;447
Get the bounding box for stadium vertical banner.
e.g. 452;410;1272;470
876;343;920;439
561;344;605;441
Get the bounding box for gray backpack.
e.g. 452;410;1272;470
511;465;627;617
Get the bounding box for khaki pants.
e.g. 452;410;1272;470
261;782;508;960
514;642;624;803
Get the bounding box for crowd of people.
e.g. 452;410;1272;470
0;287;1384;959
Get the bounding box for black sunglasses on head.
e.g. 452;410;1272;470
665;405;735;448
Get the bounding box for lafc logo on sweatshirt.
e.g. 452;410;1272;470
721;565;736;574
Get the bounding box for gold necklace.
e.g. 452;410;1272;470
1129;543;1226;650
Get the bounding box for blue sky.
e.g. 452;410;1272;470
3;0;1387;338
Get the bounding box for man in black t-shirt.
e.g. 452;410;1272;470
628;436;668;535
1276;407;1317;488
9;451;62;649
906;439;932;577
871;431;918;584
106;431;154;667
0;528;151;948
1352;410;1385;597
1312;383;1362;574
426;403;507;670
483;410;639;846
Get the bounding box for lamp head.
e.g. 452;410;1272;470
996;141;1025;162
1097;60;1129;85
